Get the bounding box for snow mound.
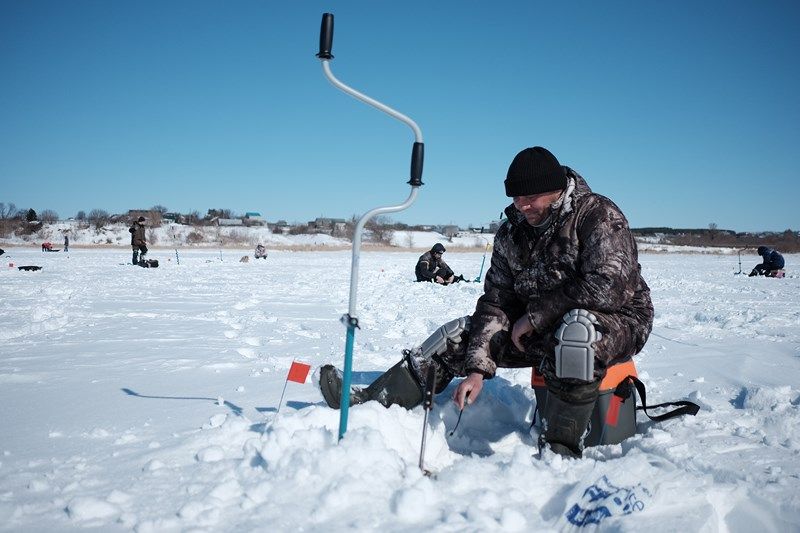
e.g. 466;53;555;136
65;497;120;522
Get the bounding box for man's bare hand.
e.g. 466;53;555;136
511;314;534;351
435;276;445;284
453;372;484;410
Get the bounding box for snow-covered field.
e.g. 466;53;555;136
0;248;798;531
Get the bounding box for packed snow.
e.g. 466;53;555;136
0;247;798;531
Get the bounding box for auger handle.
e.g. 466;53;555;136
422;364;437;411
410;142;424;186
317;13;334;59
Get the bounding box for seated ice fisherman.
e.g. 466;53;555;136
319;146;654;458
415;243;455;284
255;244;267;259
749;246;785;278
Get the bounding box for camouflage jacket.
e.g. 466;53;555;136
415;251;451;282
465;168;653;377
129;223;146;247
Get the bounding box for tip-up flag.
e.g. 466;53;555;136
287;361;311;384
266;361;314;433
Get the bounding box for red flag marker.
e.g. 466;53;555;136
287;361;311;384
267;361;313;432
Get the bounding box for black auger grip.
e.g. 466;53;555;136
409;142;424;186
422;364;436;410
317;13;334;59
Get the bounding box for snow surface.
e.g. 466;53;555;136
0;248;798;531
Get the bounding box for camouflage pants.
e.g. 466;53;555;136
409;309;649;390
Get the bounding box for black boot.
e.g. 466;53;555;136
319;317;470;410
319;357;424;410
539;379;600;458
132;250;139;265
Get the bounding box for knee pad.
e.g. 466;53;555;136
406;316;470;391
417;316;470;360
554;309;602;382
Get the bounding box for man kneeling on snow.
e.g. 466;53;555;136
415;243;455;284
749;246;785;278
320;146;653;458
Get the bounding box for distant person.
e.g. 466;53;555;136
750;246;785;278
64;234;69;252
255;243;267;259
41;242;53;252
129;216;147;265
415;243;456;284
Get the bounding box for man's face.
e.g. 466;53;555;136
512;190;563;225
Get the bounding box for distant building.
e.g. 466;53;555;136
309;217;348;236
440;225;460;239
488;219;503;232
270;220;291;234
244;212;266;226
127;209;162;224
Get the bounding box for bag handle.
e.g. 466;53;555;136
615;376;700;422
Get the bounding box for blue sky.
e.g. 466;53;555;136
1;1;798;232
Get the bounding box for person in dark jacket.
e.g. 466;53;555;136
64;234;69;252
750;246;785;277
319;146;653;458
129;216;147;265
415;243;455;284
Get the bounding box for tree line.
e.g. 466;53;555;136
633;224;800;252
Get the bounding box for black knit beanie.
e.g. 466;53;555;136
504;146;567;197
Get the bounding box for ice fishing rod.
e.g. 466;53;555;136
316;13;425;440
